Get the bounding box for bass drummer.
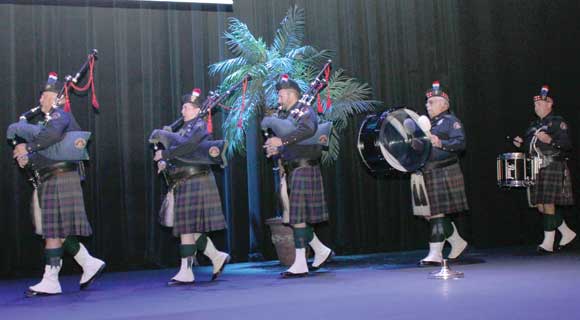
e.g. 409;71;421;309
512;86;576;253
417;81;469;266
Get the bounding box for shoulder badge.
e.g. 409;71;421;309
560;121;568;130
74;138;87;149
453;122;462;130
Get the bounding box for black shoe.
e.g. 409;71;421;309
211;255;231;281
80;263;106;290
418;260;442;267
280;271;308;279
167;279;195;286
557;236;577;251
25;289;60;298
537;246;554;254
310;250;335;271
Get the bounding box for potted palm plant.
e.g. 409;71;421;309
210;6;381;265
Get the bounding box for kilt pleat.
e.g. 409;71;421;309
36;171;92;238
531;161;574;206
288;166;329;225
423;162;469;214
162;172;226;236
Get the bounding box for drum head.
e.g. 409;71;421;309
377;108;431;172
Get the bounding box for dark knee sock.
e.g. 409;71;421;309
62;236;81;256
179;244;196;258
543;214;562;231
429;217;453;242
293;228;308;249
195;234;208;253
45;248;64;267
305;225;314;243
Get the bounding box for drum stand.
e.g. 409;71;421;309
428;259;464;280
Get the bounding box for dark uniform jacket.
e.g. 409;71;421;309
277;102;322;161
522;112;572;158
161;117;209;167
428;110;466;162
26;107;81;170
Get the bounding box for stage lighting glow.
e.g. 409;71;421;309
128;0;233;4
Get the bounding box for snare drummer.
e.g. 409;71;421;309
512;86;576;253
418;81;469;266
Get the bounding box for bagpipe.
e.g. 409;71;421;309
7;50;99;186
148;74;252;167
260;60;333;147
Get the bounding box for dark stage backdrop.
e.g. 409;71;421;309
1;0;579;278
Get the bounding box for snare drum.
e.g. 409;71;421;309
496;152;536;188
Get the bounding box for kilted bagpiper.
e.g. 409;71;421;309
264;75;334;278
11;72;106;297
513;85;576;253
417;81;469;266
154;88;230;286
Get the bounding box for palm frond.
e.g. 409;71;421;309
286;46;333;65
321;129;341;165
271;6;305;55
209;56;247;77
224;18;268;64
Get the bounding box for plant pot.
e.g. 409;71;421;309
265;217;295;266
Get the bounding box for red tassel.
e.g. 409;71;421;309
64;84;71;113
68;56;99;110
236;78;248;128
325;67;331;110
90;58;99;109
207;111;213;133
317;93;323;113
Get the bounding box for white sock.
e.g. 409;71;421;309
539;231;555;252
557;221;577;247
421;242;444;263
309;233;332;268
286;248;308;274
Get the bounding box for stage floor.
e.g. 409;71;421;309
1;247;579;320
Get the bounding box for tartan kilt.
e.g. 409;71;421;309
530;161;574;206
423;162;469;214
163;172;226;236
288;165;329;225
35;171;92;238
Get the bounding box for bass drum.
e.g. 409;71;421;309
357;108;431;173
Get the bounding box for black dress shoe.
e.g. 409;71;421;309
537;246;554;254
557;237;577;251
211;255;231;281
280;271;308;279
310;250;335;271
418;260;442;267
25;289;60;298
80;263;106;290
167;279;195;286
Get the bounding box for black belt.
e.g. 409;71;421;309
285;159;319;172
168;165;210;182
38;162;78;182
423;157;458;170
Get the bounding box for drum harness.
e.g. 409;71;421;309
526;125;566;207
